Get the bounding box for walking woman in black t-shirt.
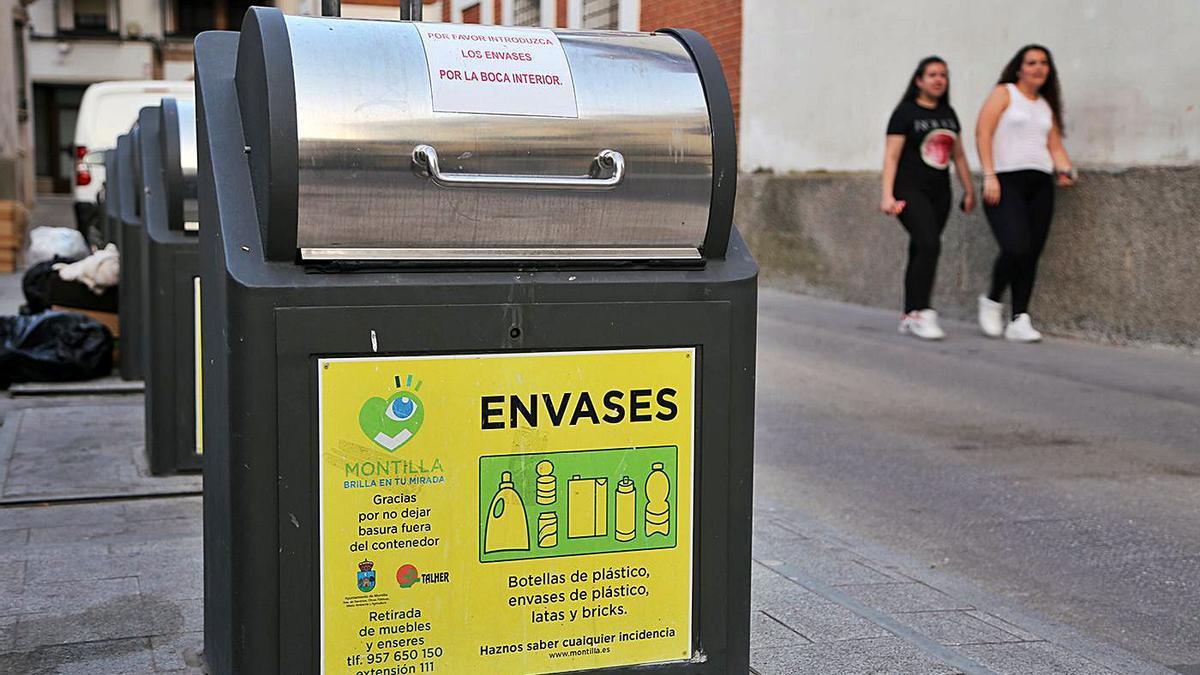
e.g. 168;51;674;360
881;56;976;340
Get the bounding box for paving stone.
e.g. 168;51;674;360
752;565;890;643
20;576;139;615
750;610;811;649
137;555;204;601
0;636;155;675
958;641;1123;675
28;515;199;546
0;561;24;609
751;636;961;675
24;551;139;584
0;528;28;548
1;405;200;501
754;520;905;585
0;562;25;619
838;582;975;614
898;610;1027;647
13;594;186;650
963;610;1042;642
174;597;204;634
149;631;205;673
0;614;15;652
123;497;203;523
0;500;125;531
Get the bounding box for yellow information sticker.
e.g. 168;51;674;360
318;348;695;675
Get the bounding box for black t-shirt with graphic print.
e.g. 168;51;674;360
887;100;961;190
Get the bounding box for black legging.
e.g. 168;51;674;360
984;170;1055;317
895;182;951;313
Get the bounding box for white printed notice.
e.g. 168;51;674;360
416;24;579;118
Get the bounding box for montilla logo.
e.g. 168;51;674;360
359;374;425;452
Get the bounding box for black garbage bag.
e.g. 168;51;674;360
0;311;113;389
21;257;73;315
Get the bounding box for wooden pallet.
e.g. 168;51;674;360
0;200;28;273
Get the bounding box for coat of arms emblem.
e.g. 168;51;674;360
357;559;376;593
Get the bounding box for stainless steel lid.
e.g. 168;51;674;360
235;9;737;263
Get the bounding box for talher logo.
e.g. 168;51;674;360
396;564;420;589
359;375;425;451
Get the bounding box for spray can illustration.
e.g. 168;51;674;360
484;471;530;553
615;476;636;542
535;460;556;505
644;462;670;537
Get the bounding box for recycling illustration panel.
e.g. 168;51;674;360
479;447;678;562
318;348;695;674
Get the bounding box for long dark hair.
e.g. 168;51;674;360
998;44;1064;132
900;56;949;107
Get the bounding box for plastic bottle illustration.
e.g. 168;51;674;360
615;476;636;542
644;462;670;537
535;460;557;505
484;471;530;553
537;512;558;548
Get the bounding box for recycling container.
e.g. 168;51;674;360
101;148;119;247
117;117;152;381
197;9;755;674
141;97;202;474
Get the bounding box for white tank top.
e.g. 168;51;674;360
993;83;1054;174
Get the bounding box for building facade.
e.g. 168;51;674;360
734;0;1200;346
1;0;34;269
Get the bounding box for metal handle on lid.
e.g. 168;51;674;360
411;145;625;190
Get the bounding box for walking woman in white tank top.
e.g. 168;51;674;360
975;45;1075;342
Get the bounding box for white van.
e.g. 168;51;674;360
72;80;194;229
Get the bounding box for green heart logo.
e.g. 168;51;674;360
359;390;425;452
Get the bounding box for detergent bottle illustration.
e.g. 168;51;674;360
644;462;670;537
615;476;636;542
484;471;530;553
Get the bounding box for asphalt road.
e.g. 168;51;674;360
754;289;1200;671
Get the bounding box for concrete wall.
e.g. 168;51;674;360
0;0;35;204
734;168;1200;347
741;0;1200;172
28;39;155;83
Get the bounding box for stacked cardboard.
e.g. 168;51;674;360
0;200;27;273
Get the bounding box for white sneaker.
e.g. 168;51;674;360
1004;313;1043;343
978;294;1004;338
899;309;946;340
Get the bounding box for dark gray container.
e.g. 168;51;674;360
101;148;119;247
115;128;145;381
197;9;755;674
141;98;202;475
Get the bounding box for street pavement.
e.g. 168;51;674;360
755;289;1200;673
0;276;1196;673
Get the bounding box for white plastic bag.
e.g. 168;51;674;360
26;227;90;266
53;243;120;293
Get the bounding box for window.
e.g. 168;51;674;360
580;0;617;30
56;0;119;35
512;0;540;26
13;11;29;122
165;0;266;37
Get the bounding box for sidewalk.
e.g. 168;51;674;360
0;268;1180;673
0;389;1175;673
749;503;1174;675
